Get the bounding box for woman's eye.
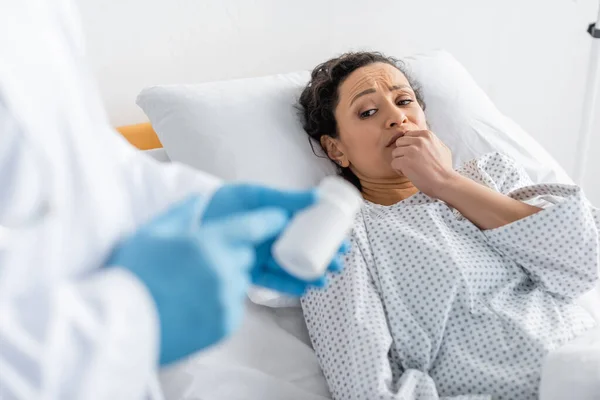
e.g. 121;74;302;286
359;109;377;119
397;99;413;106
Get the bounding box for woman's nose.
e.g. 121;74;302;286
385;108;408;129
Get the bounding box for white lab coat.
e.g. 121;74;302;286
0;0;220;398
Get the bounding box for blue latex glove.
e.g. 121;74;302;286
107;195;290;366
202;184;349;296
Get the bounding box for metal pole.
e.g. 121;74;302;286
574;2;600;184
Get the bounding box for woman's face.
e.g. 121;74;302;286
324;62;428;180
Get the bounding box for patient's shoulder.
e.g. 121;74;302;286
345;207;374;260
457;152;532;194
458;151;518;174
349;207;368;243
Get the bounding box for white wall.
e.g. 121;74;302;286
79;0;600;203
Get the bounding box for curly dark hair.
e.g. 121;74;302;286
298;52;425;190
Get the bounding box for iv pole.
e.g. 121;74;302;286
574;2;600;184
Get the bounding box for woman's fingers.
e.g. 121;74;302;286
403;130;433;138
394;136;419;148
393;131;438;158
392;145;415;158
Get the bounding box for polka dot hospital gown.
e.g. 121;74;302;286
301;153;600;400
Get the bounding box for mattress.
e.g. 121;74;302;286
159;300;331;400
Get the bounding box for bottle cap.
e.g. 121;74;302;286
318;176;363;216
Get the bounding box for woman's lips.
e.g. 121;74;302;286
387;131;407;147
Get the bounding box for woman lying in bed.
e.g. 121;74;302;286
298;51;599;400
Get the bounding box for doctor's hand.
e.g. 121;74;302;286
391;130;457;199
202;183;348;296
107;195;290;366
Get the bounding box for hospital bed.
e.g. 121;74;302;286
114;51;600;400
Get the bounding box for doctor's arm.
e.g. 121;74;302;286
0;270;160;399
0;116;160;399
106;127;222;220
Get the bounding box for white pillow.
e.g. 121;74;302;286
137;50;574;308
137;71;335;189
406;51;572;185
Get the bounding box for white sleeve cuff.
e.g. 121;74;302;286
72;268;160;400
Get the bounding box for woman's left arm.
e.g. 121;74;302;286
436;172;542;230
393;132;599;300
392;130;540;230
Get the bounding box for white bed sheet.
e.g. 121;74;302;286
539;327;600;400
159;300;331;400
158;301;600;400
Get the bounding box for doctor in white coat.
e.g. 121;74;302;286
0;1;344;398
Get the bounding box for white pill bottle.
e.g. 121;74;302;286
272;176;363;281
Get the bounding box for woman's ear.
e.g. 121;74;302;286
320;135;348;167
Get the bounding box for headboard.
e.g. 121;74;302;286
116;123;162;150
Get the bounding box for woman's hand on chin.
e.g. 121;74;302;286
390;130;459;199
